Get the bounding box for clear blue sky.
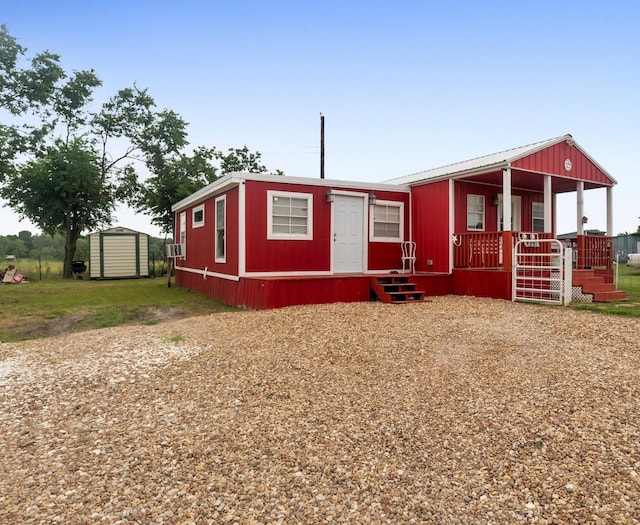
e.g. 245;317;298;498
2;1;639;237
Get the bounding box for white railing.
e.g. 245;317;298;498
512;239;572;306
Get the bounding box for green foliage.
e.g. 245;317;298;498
0;26;187;278
135;146;219;234
216;145;268;174
4;138;110;237
135;144;284;234
2;25;285;272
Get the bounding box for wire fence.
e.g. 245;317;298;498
614;263;640;299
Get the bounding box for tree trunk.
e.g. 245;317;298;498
62;229;80;279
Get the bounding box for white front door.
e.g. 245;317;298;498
333;195;364;273
498;195;522;231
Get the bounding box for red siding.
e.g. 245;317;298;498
176;187;239;276
454;182;546;234
512;141;613;185
244;181;409;273
411;180;450;273
368;190;411;271
244;181;332;272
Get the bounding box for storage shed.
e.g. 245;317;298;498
88;227;150;279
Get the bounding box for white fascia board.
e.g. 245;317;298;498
172;172;409;212
172;174;244;212
405;162;511;186
386;135;572;186
571;140;617;185
239;172;410;193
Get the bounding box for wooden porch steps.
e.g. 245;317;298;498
370;275;427;304
572;270;627;302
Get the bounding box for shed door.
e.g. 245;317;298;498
101;234;139;278
333;195;364;273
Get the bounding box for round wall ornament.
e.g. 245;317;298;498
564;159;572;171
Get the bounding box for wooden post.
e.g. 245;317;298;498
320;113;325;179
502;231;513;272
167;257;172;288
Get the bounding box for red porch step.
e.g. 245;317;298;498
572;269;626;302
370;275;427;304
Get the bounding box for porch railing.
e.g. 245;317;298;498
575;235;613;270
453;232;554;270
565;234;614;284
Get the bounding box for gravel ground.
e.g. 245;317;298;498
1;296;640;524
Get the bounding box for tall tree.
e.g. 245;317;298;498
135;146;219;234
2;138;110;273
0;25;187;277
135;144;283;235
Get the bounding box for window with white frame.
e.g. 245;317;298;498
179;211;186;259
215;196;226;262
192;204;205;228
370;201;403;242
267;191;313;240
467;194;485;231
532;201;545;232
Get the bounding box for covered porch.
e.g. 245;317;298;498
432;135;620;301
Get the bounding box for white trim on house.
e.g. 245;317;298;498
369;200;404;243
330;193;368;273
214;195;226;263
238;180;246;276
179;211;187;259
174;264;240;281
384;134;617;187
267;190;313;240
243;269;389;278
467;194;485;231
192;203;205;229
449;178;455;272
172;172;409;213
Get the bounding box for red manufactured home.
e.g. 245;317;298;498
172;134;624;308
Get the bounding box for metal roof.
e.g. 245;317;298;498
385;134;575;186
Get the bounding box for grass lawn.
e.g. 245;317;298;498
0;277;240;342
571;263;640;317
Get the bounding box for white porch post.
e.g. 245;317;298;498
576;181;585;236
544;175;552;233
606;186;613;236
553;193;557;235
502;167;512;231
449;179;455;272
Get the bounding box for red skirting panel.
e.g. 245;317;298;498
176;272;372;309
452;269;512;300
175;271;453;310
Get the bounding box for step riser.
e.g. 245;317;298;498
371;276;425;304
572;269;626;302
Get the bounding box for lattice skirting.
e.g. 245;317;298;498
572;286;593;303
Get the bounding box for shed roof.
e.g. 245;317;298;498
89;226;149;236
385;134;616;189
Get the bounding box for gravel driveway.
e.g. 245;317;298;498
1;296;640;524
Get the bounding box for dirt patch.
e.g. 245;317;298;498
5;307;191;341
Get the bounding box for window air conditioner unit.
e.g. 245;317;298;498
166;243;184;258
